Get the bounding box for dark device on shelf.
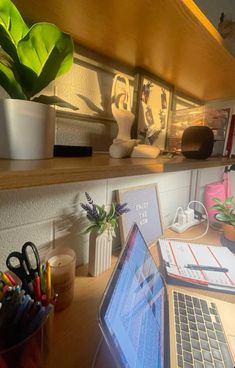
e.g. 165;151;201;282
54;145;92;157
181;126;214;159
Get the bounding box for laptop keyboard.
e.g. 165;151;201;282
173;291;234;368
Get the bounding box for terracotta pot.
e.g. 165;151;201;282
223;223;235;242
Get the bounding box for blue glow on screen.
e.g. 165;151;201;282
104;227;165;368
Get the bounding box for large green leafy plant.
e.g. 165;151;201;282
0;0;77;108
211;196;235;226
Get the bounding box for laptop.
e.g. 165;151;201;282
98;223;235;368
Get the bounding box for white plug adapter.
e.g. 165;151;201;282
170;207;203;233
178;213;187;225
184;208;194;223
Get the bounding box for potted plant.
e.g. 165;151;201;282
0;0;77;159
211;196;235;242
80;192;130;276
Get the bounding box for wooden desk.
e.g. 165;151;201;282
47;225;235;368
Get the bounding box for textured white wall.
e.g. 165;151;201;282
0;171;192;270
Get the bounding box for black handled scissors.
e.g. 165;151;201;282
6;242;40;294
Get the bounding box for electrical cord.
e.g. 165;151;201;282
171;206;185;227
164;200;209;242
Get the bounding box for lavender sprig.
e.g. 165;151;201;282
115;202;130;217
80;193;130;234
80;203;99;221
85;192;93;205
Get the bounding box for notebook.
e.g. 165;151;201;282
158;239;235;293
98;223;235;368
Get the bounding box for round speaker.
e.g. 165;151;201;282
181;126;214;159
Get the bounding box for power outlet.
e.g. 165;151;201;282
171;218;202;233
170;208;204;233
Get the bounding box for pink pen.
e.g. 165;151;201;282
33;272;42;301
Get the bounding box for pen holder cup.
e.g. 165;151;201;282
0;308;54;368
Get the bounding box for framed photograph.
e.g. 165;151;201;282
136;74;172;150
116;184;163;247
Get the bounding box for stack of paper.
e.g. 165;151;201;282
158;239;235;293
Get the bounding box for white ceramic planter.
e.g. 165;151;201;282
88;230;113;277
0;99;55;159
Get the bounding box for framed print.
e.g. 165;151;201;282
117;184;163;247
137;74;172;150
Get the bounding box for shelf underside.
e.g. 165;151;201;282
14;0;235;101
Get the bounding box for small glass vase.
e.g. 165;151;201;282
88;228;114;277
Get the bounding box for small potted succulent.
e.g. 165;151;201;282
80;192;129;276
211;196;235;242
0;0;77;159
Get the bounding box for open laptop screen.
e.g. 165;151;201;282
99;223;165;368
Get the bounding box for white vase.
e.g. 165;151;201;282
88;229;113;277
0;99;55;159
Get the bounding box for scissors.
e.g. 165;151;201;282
6;242;40;294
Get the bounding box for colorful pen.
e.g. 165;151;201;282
45;261;51;300
0;271;13;286
33;272;42;301
40;264;46;294
4;272;16;286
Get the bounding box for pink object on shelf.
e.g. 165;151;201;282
204;171;231;223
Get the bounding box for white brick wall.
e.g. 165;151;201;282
0;171;192;270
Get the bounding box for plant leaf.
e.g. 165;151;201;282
215;213;230;222
0;0;28;61
107;203;115;220
32;95;79;110
224;196;234;205
0;60;26;99
83;224;97;234
212;197;223;204
210;204;225;211
96;205;107;221
17;23;74;97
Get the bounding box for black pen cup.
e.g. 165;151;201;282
0;307;54;368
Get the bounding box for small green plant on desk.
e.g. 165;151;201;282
80;192;130;234
211;196;235;242
80;192;130;276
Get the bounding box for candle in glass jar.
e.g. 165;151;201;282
47;248;76;311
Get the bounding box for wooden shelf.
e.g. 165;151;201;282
14;0;235;101
0;154;234;191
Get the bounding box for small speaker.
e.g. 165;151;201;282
181;126;214;159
